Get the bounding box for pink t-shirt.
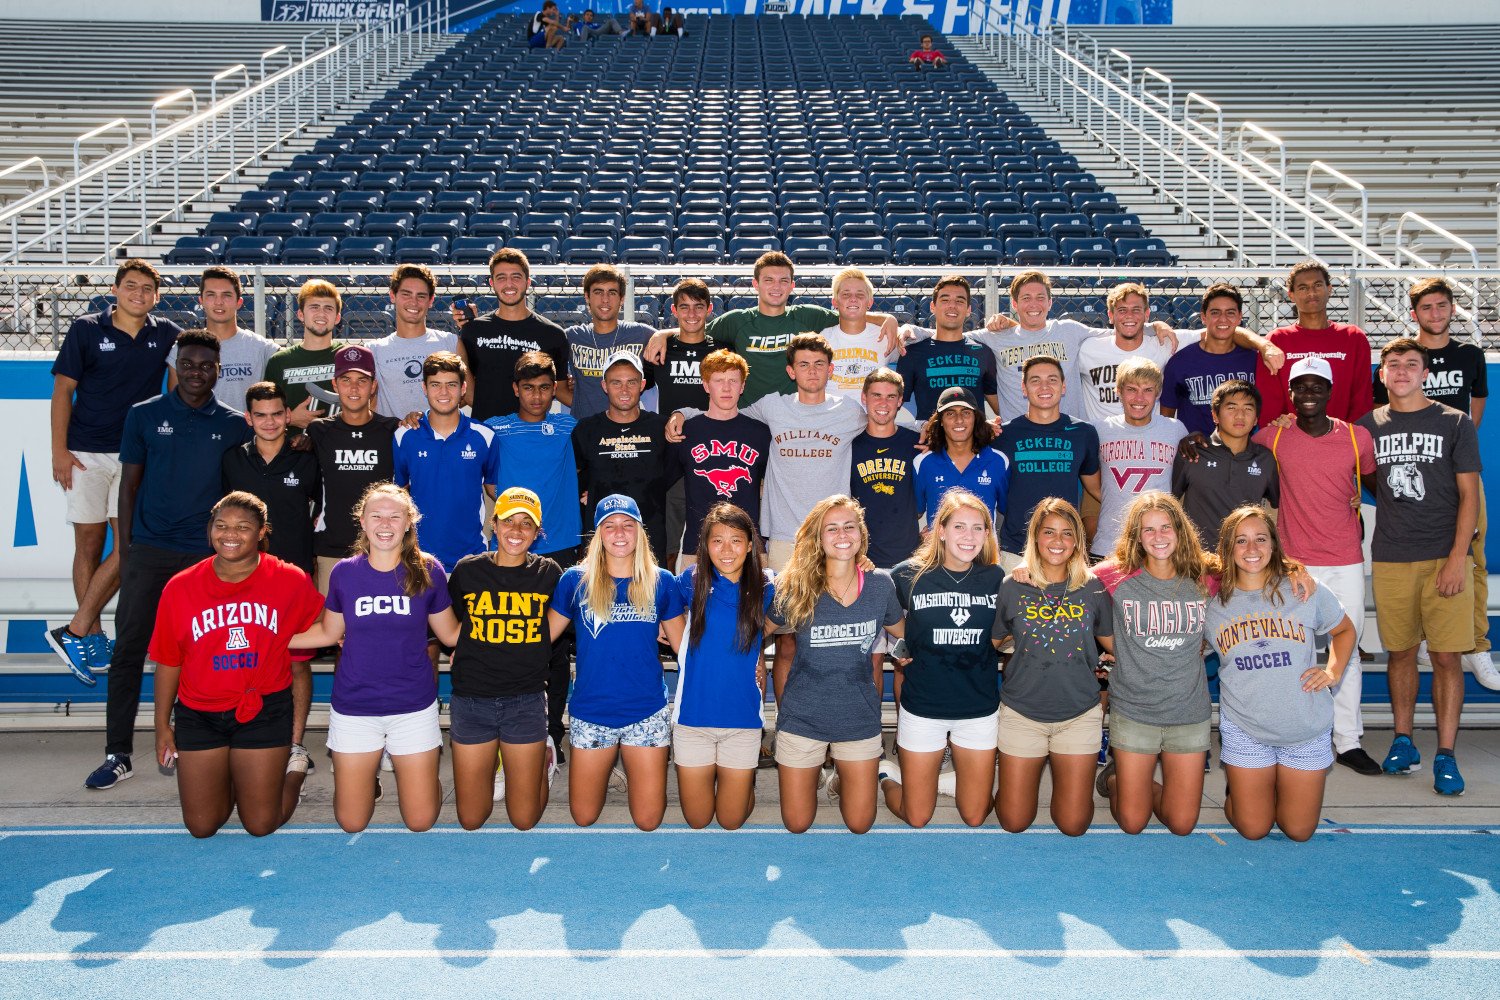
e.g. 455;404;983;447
1253;419;1375;567
910;48;943;62
1257;323;1374;425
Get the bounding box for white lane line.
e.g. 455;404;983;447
2;947;1499;963
2;825;1498;838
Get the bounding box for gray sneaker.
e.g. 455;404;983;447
1095;757;1116;800
286;743;312;775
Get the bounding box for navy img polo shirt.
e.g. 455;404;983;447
50;309;181;453
393;412;501;570
118;391;253;552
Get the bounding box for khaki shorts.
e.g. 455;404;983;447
767;538;795;573
1373;558;1476;654
774;730;883;768
64;451;121;523
315;555;342;596
1080;489;1101;524
1110;711;1211;756
997;703;1103;758
999;550;1024;573
673;725;761;769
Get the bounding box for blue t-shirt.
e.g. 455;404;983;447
393;413;501;571
995;414;1100;553
325;555;452;716
551;566;684;727
52;309;180;452
118;391;253;552
849;428;923;569
897;336;999;420
913;446;1011;526
484;411;581;556
673;565;774;729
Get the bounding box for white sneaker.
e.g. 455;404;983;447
380;750;394;773
1417;641;1432;667
877;757;901;786
544;736;559;789
936;769;957;798
823;769;842;803
609;766;628;792
1464;651;1500;691
492;748;505;802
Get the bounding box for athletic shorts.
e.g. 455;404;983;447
774;730;883;767
64;451;121;524
996;703;1103;758
570;704;671;750
1109;710;1210;756
767;538;795;573
327;700;441;756
173;687;292;752
666;480;686;556
672;725;761;768
1218;715;1333;771
896;705;999;753
1372;559;1476;653
314;555;342;596
449;691;548;746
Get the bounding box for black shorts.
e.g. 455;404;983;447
174;687;293;751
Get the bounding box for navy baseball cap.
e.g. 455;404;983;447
594;493;643;528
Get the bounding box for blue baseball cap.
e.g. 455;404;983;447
594;493;642;529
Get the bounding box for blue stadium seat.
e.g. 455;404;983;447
281;237;338;265
1060;237;1118;266
165;236;226;266
618;236;669;265
284;191;334;214
204;212;257;239
561;237;616;264
394;236;449;264
309;212;361;239
225;236;282;266
728;236;780;263
363;212;415;239
1004;237;1059;264
674;237;724;264
337;237;393;265
784;236;837;265
415;212;468;240
894;237;948;265
506;236;559;264
257;212;310;238
840;237;891;265
451;237;501;266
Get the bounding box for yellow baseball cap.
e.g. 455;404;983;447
494;487;542;526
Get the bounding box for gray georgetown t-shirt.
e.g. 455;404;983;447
370;328;459;419
995;576;1114;722
1105;568;1212;727
1208;581;1344;746
1357;401;1482;563
168;328;278;411
769;569;904;744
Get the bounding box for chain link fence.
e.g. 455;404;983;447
2;264;1496;352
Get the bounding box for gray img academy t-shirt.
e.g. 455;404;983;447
168;328;278;411
1208;581;1344;746
370;328;458;419
1357;401;1482;563
994;576;1114;722
1105;568;1211;727
769;569;904;744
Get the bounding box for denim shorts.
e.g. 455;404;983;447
450;691;549;746
569;704;672;750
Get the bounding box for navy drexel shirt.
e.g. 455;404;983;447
51;309;181;453
118;390;253;552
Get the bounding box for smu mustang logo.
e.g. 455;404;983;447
695;466;752;498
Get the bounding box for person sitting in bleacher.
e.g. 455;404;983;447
909;34;947;70
528;2;570;49
578;9;625;40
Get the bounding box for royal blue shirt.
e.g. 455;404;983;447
849;428;923;568
118;390;252;552
673;565;774;729
995;414;1100;554
484;411;581;556
393;413;500;570
52;309;181;452
913;447;1011;526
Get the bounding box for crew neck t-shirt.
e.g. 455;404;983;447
967;319;1099;419
484;412;581;556
822;321;896;400
668;413;771;556
1099;566;1212;728
1258;322;1374;424
447;552;563;699
325;555;452;716
647;335;717;414
994;414;1100;554
673;565;775;729
167;328;277;412
738;391;873;542
571;410;671;558
994;576;1113;722
1093;412;1189;557
306;414;399;558
551;567;684;728
53;309;179;453
149;554;323;715
1074;333;1190;425
370;328;459;419
1372;339;1487;415
1208;581;1344;746
1251;419;1375;567
460;311;570;421
264;342;345;417
1161;341;1260;437
892;560;1004;719
706;304;839;405
897;336;999;420
768;569;904;744
850;428;923;568
1358;402;1482;563
563;322;657;420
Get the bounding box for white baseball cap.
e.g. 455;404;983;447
1288;356;1334;385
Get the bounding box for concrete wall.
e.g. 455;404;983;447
0;0;262;18
1173;0;1499;26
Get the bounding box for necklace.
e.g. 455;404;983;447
939;562;975;588
829;570;858;605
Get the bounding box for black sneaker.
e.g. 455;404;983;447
85;754;132;790
1335;747;1382;776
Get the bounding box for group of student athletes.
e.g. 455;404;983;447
46;247;1489;840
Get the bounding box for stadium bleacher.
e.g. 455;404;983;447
165;14;1173;269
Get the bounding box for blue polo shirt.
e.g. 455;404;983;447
483;411;581;556
118;390;253;552
913;447;1011;525
52;309;181;452
394;413;500;570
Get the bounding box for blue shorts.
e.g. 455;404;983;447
1219;715;1333;771
450;692;548;746
569;704;671;750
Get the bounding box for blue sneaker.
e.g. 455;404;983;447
1433;754;1464;796
46;626;96;687
83;633;114;672
84;754;132;790
1383;735;1422;775
1097;728;1110;767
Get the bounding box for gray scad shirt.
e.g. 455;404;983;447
1106;569;1212;727
1208;581;1344;746
370;328;458;419
769;569;904;744
168;329;277;411
995;576;1114;723
564;321;657;421
1092;412;1189;557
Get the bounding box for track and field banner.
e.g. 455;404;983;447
262;0;410;20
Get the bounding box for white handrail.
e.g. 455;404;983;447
1304;160;1368;258
1395;213;1482;270
72;119;135;228
0;158;52;254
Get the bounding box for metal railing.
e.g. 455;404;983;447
0;0;455;268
